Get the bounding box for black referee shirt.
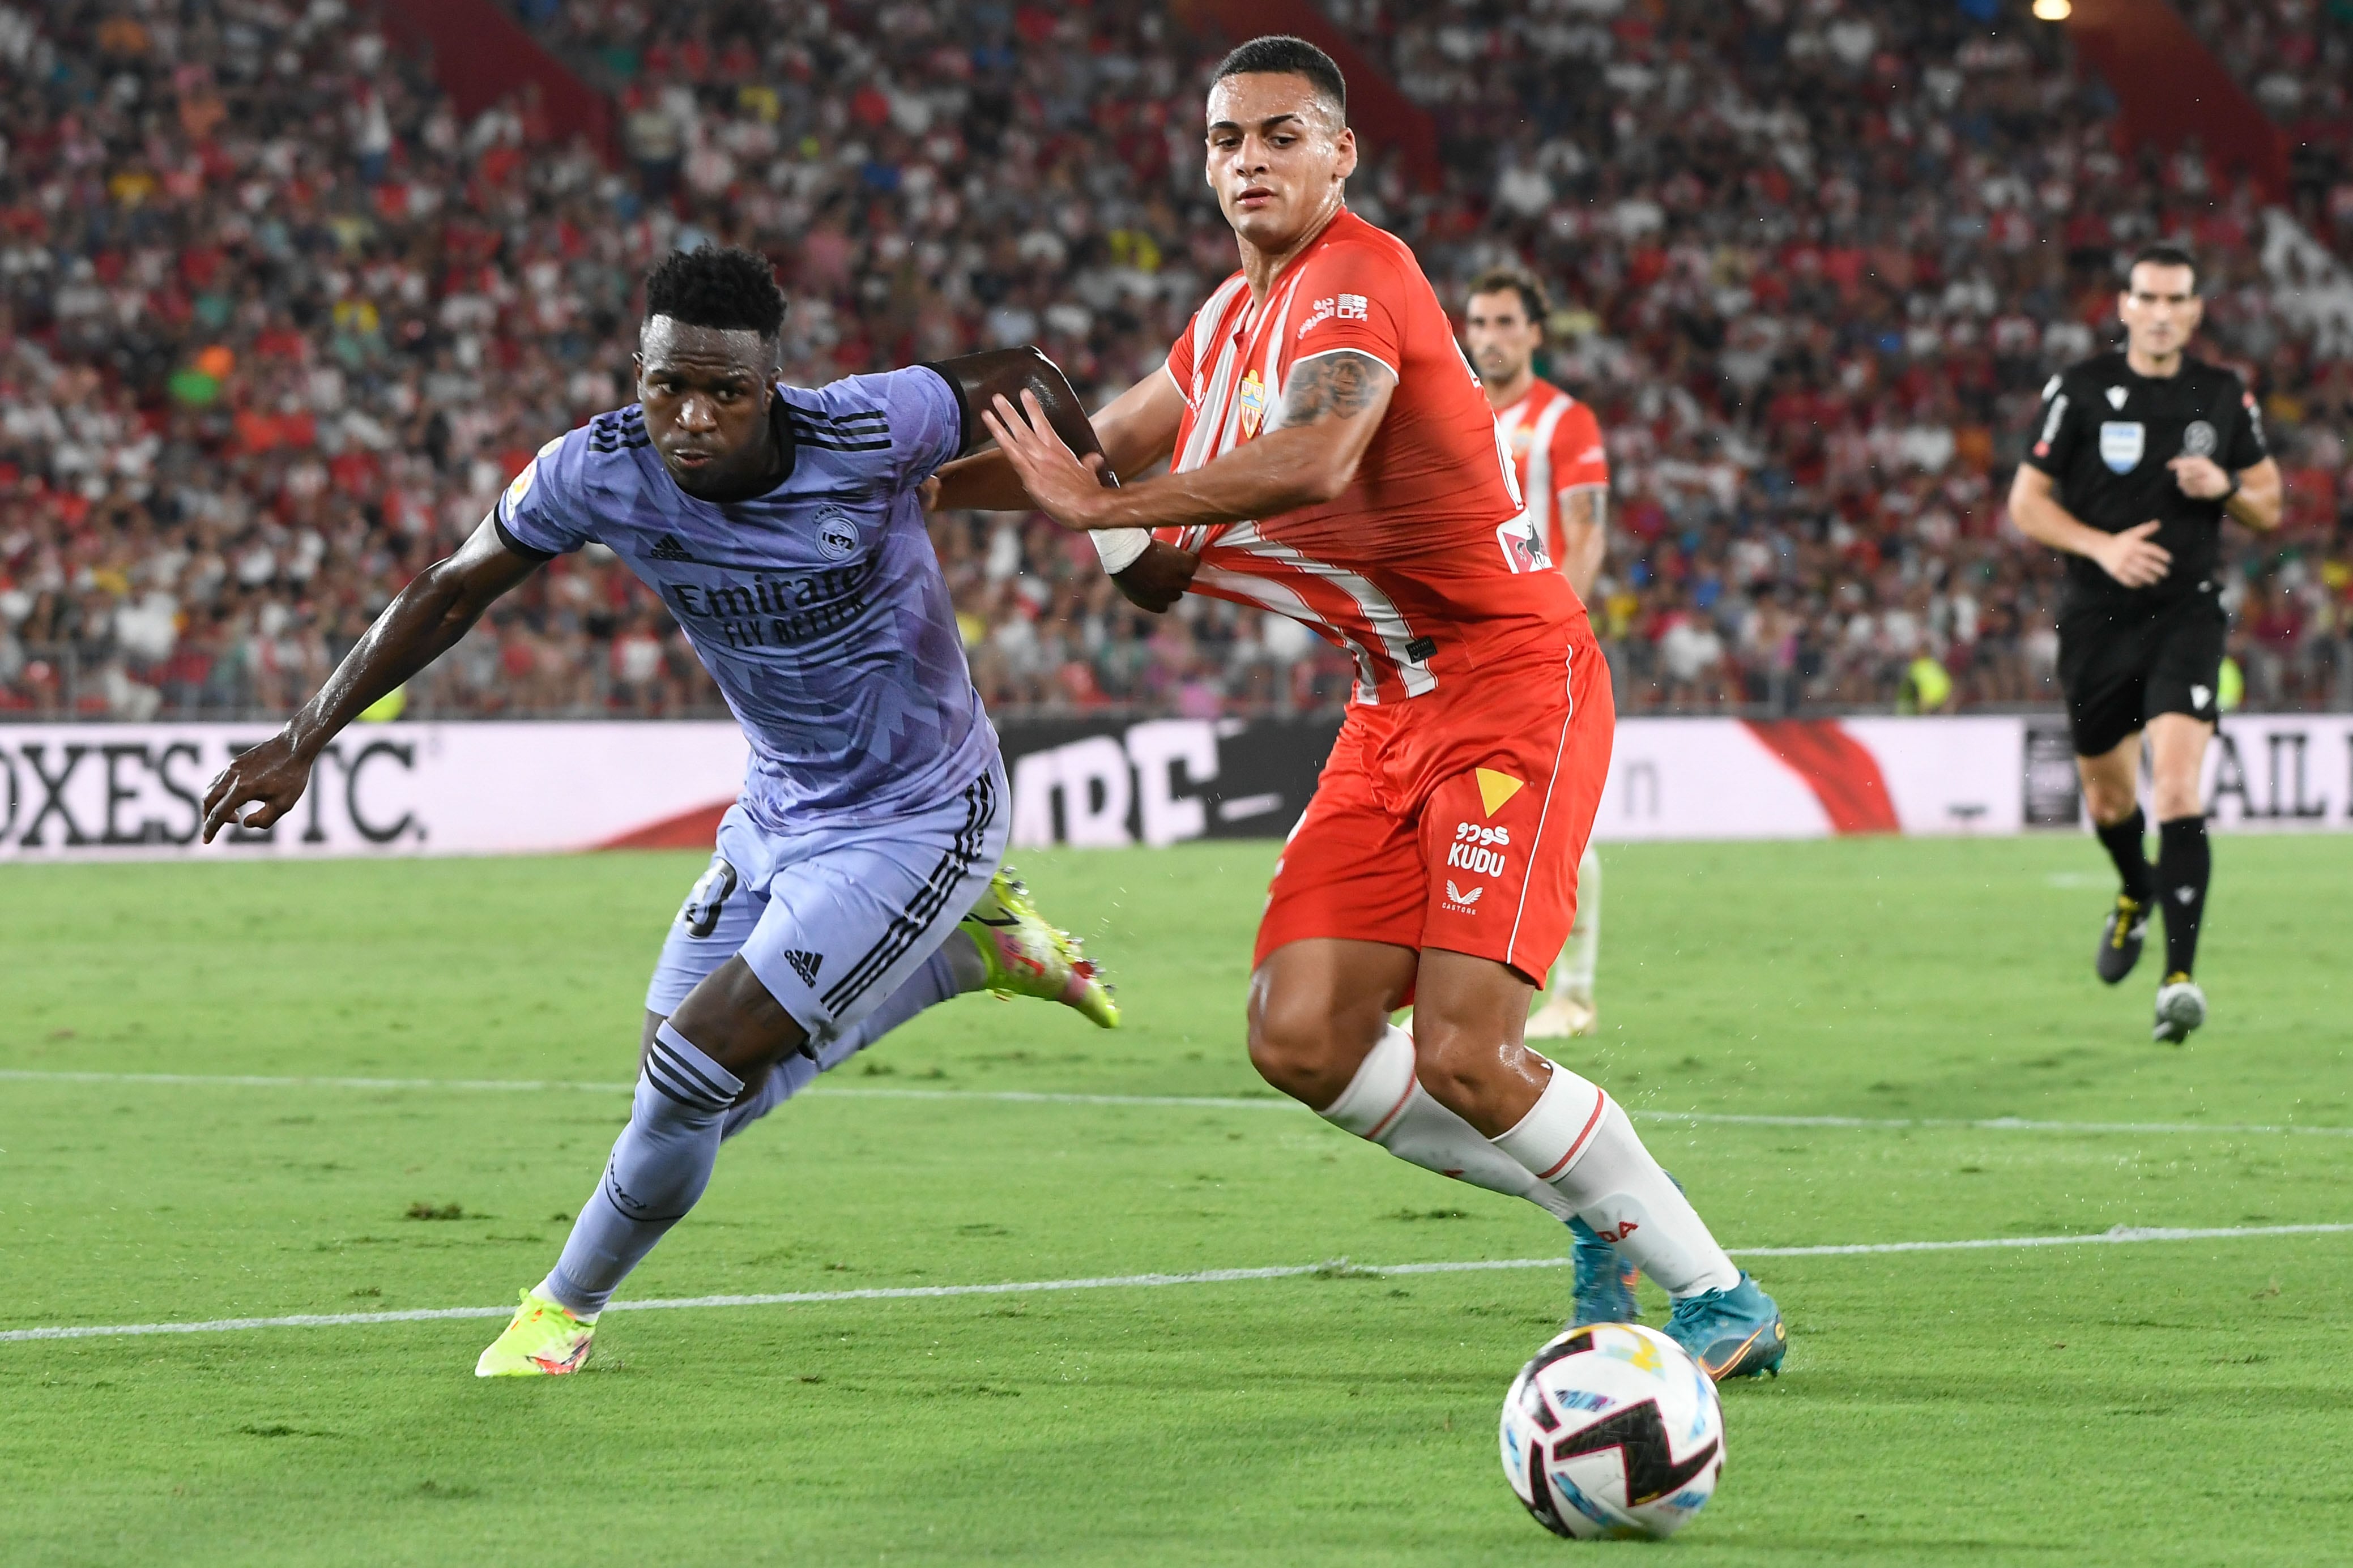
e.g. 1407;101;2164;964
2020;351;2266;620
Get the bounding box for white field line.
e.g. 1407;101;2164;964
4;1222;2349;1347
3;1069;2350;1142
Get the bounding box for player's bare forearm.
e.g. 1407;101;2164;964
926;349;1125;509
2168;453;2280;532
982;350;1395;532
2226;459;2282;533
1113;539;1200;613
2007;467;2105;558
288;523;537;753
2009;464;2169;588
201;519;539;841
1078;422;1352;529
1556;488;1607;604
931;364;1180;511
928;450;1033;511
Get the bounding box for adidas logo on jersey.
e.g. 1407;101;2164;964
648;535;696;562
782;949;824;985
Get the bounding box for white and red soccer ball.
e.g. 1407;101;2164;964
1499;1322;1726;1540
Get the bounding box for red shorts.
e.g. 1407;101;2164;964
1255;633;1614;985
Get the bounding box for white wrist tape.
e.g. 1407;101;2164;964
1090;527;1152;575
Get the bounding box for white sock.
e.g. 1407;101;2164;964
1490;1065;1740;1297
1551;847;1600;996
1318;1026;1574;1219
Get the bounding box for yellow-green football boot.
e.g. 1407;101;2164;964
961;869;1119;1028
474;1288;596;1377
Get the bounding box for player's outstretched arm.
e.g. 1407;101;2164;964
199;519;544;841
928;354;1182;510
927;348;1116;497
2007;464;2171;589
983;349;1396;534
927;356;1198;612
2169;454;2283;533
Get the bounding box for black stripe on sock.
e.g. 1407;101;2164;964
643;1049;734;1113
642;1059;728;1115
649;1036;737;1102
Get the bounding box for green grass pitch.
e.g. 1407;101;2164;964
4;834;2352;1565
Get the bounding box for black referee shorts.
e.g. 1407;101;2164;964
2056;596;2226;758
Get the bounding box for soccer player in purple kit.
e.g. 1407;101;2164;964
202;247;1121;1376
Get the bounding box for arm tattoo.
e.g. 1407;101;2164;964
1280;351;1393;425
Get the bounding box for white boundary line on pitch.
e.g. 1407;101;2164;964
3;1069;2350;1142
5;1222;2349;1346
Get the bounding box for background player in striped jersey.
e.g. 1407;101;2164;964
941;37;1783;1377
1463;267;1649;1330
1464;268;1610;1041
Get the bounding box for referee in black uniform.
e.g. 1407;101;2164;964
2009;243;2281;1043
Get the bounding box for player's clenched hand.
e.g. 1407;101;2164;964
2094;520;2171;589
201;730;314;844
917;475;942;512
2167;454;2231;499
1114;540;1199;613
981;390;1112;531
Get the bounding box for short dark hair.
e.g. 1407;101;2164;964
643;244;787;340
1212;35;1346;123
1467;267;1549;327
2127;243;2199;293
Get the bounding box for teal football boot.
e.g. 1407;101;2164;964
1567;1216;1641;1326
1663;1272;1786;1380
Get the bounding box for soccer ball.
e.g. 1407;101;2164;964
1499;1322;1725;1540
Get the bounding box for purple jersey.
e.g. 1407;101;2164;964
496;366;995;826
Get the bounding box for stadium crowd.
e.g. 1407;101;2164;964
2183;0;2353;262
0;0;2348;724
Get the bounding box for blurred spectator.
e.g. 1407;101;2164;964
0;0;2346;723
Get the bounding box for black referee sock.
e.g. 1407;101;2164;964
2094;808;2154;905
2156;815;2211;978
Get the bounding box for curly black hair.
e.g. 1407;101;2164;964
641;244;787;340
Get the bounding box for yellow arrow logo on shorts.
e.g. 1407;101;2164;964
1476;768;1524;817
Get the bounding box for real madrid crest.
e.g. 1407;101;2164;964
815;505;859;561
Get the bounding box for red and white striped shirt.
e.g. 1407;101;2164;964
1154;210;1576;704
1493;379;1609;574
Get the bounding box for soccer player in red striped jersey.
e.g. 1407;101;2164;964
1464;269;1609;1041
937;36;1782;1375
